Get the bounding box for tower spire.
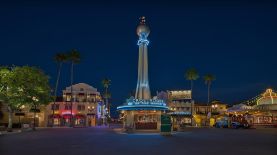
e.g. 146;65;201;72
139;16;146;24
135;16;151;100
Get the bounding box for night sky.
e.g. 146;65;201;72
1;0;277;116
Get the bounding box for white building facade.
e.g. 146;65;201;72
46;83;105;127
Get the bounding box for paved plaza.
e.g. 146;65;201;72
0;127;277;155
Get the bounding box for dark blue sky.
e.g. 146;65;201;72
1;0;277;115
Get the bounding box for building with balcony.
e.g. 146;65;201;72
193;101;228;127
167;90;194;130
46;83;104;127
193;103;211;127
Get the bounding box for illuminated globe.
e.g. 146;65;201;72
136;16;150;37
137;24;150;37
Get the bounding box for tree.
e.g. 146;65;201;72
185;68;199;126
185;68;199;98
203;74;216;105
0;66;23;131
13;66;51;130
102;78;111;117
67;49;80;126
103;91;111;115
52;53;67;126
0;66;51;131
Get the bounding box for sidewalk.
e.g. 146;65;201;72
0;129;22;136
0;127;50;136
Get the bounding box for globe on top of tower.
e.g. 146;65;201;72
136;16;150;37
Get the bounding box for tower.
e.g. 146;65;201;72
135;17;151;100
117;17;169;131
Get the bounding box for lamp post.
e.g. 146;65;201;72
211;104;218;126
18;105;25;128
191;101;193;126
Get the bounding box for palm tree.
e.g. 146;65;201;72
185;68;199;126
203;74;216;105
104;92;111;113
52;53;67;126
102;78;111;117
67;49;80;126
185;68;199;98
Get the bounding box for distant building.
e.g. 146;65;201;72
227;88;277;126
46;83;104;127
210;100;228;115
0;83;104;128
193;103;211;127
164;90;229;129
167;90;194;130
0;101;46;128
193;100;228;127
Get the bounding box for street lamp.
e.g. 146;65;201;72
17;105;25;128
211;104;218;125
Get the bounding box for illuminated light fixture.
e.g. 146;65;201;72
117;105;168;111
137;38;149;46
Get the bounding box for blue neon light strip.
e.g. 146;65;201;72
117;105;169;111
137;38;149;46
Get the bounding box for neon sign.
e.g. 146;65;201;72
126;99;166;106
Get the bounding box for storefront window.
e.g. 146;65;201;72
135;115;157;123
77;105;85;111
255;116;272;124
65;105;72;110
53;118;59;125
75;118;85;125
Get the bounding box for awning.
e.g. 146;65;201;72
62;114;73;119
117;105;169;111
75;114;86;119
117;106;168;111
168;111;191;116
49;114;61;118
118;99;169;111
15;112;25;116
